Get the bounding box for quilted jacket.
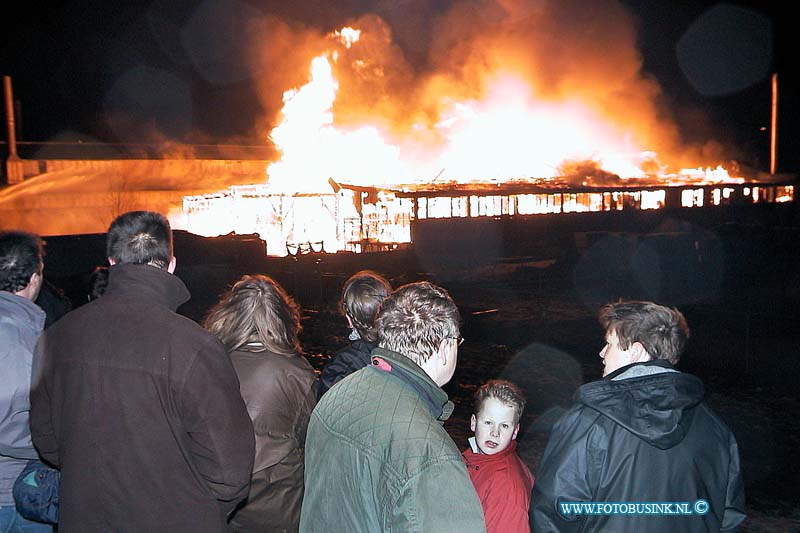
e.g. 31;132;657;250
300;347;486;533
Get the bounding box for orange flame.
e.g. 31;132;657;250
265;26;742;193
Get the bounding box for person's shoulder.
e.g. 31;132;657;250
333;340;375;360
248;351;316;378
694;400;738;440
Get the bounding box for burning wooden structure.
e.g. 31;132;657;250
180;176;795;258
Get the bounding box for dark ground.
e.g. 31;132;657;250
44;218;800;532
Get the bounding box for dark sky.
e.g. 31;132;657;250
2;0;797;172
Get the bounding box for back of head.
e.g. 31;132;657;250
0;230;43;293
106;211;173;269
204;274;302;356
375;281;460;366
341;270;392;342
598;300;690;364
474;379;526;425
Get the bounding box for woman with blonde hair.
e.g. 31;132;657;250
204;274;317;532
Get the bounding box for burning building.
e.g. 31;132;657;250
2;3;791;250
177;19;793;257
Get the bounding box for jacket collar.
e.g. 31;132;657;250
579;360;704;450
605;358;678;381
370;346;454;422
0;291;46;332
465;439;518;463
104;263;190;311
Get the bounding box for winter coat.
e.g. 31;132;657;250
530;360;746;533
30;264;255;533
317;339;376;397
0;292;46;506
300;347;486;533
463;440;534;533
227;347;318;532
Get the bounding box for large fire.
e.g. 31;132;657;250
266;26;743;191
178;20;789;256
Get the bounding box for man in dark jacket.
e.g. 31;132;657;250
300;281;486;532
530;300;745;532
30;211;255;532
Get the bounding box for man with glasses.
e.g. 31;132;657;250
300;281;486;533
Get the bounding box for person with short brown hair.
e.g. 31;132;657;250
531;300;745;532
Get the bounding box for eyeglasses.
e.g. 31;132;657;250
448;335;465;347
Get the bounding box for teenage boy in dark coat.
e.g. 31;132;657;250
30;211;254;532
530;300;745;532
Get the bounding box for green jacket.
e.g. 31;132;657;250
300;347;486;533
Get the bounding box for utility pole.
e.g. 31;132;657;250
3;75;24;184
770;73;778;176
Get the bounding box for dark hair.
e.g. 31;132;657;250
341;270;392;342
599;300;690;364
106;211;173;269
0;231;43;293
88;266;109;301
376;281;460;365
473;379;526;425
204;274;303;356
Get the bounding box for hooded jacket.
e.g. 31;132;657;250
0;292;46;506
531;360;745;532
30;264;255;532
300;347;486;533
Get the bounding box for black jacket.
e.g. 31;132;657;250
31;264;255;532
317;339;376;397
531;360;746;532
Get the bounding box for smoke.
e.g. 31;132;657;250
238;0;730;172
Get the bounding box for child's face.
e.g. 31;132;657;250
470;397;520;455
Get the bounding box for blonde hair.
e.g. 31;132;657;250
474;380;526;425
204;274;302;356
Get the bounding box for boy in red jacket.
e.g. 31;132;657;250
463;379;535;533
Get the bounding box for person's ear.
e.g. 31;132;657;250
167;256;177;274
631;341;651;362
512;423;520;440
470;414;477;432
438;340;448;367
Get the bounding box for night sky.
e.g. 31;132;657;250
2;0;797;173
